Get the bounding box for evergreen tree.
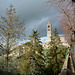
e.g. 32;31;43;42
29;30;41;50
45;28;66;75
19;30;44;75
29;30;44;75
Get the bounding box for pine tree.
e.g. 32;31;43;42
46;28;65;75
29;30;44;75
29;30;41;50
19;30;44;75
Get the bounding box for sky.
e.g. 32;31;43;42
0;0;62;42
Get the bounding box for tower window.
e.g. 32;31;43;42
48;25;50;28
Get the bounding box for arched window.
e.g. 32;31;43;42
48;25;50;28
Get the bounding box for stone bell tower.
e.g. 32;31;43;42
47;21;52;42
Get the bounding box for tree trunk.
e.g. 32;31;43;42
6;33;9;72
34;38;37;51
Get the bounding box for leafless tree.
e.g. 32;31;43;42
0;4;25;71
46;0;75;45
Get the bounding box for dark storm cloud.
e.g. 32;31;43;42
0;0;62;38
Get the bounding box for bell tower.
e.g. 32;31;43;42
47;21;52;42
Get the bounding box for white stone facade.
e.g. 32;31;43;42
47;21;52;42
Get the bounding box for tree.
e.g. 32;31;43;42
47;0;75;6
49;28;62;47
19;30;45;75
29;30;41;49
0;4;25;72
0;56;19;75
29;30;43;55
23;42;32;47
59;3;75;46
46;28;66;75
29;30;45;75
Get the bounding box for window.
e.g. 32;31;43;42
48;25;50;28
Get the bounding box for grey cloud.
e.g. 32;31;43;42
0;0;62;39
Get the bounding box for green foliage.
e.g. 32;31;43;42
49;28;62;47
43;28;67;74
23;42;32;47
29;30;43;54
0;56;19;75
19;30;44;75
